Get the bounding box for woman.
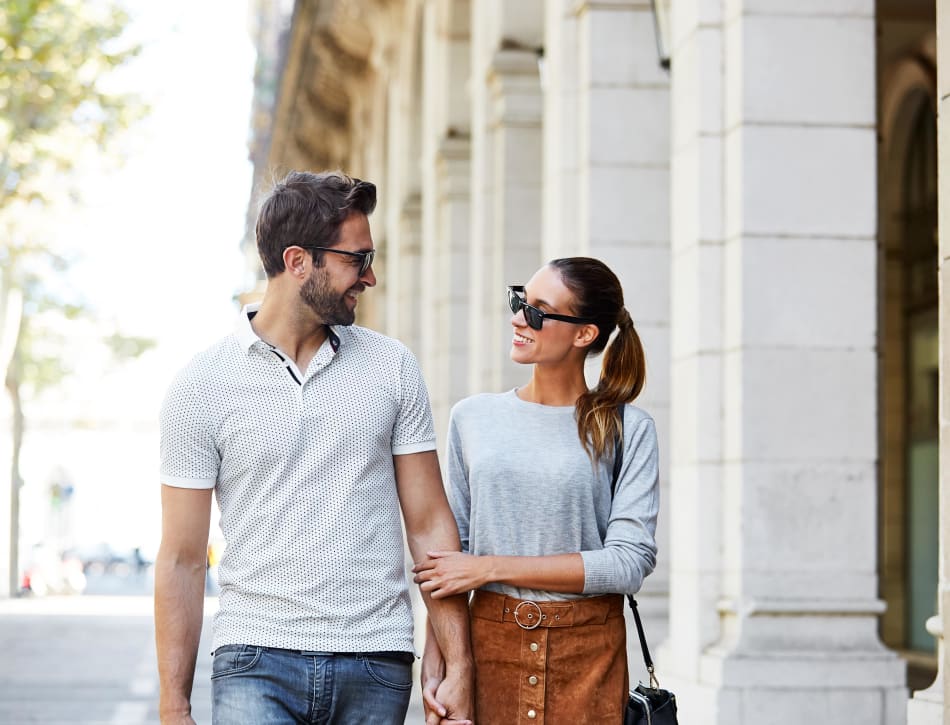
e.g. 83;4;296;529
414;257;659;724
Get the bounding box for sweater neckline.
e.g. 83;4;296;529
506;388;577;412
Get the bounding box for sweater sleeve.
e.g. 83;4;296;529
445;408;472;554
580;415;659;595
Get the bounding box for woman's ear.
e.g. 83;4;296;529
573;323;600;349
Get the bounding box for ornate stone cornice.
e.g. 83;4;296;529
269;0;381;172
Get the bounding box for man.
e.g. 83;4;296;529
155;171;474;724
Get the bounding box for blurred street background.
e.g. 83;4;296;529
0;581;427;724
1;1;260;723
0;593;215;724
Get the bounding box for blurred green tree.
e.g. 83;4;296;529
0;0;149;595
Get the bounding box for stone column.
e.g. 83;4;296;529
396;193;423;357
541;0;579;260
908;2;949;721
662;0;727;708
421;0;472;438
570;0;672;677
382;6;425;359
468;1;544;394
434;137;471;417
666;0;907;722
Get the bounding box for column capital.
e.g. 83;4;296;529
486;50;542;127
572;0;652;15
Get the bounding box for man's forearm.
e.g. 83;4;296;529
154;553;206;719
408;523;473;671
422;588;472;672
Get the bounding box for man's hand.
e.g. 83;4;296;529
159;710;196;725
412;551;487;599
425;669;474;725
421;636;446;723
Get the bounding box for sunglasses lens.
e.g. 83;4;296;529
508;290;520;315
525;307;543;330
361;251;374;275
508;289;544;330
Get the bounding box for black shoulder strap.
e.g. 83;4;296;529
610;404;659;687
610;403;624;497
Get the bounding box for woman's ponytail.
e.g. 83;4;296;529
549;258;646;464
574;307;646;463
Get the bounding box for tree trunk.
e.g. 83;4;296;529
0;272;24;597
4;370;22;596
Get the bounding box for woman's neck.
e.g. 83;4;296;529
517;365;589;407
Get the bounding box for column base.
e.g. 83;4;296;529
906;690;943;725
663;649;907;725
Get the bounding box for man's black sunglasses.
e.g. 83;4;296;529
301;246;375;276
507;286;596;331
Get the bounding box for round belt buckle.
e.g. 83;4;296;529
514;600;543;630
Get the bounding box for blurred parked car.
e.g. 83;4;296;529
20;544;87;596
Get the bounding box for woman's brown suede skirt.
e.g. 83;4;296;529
470;589;628;724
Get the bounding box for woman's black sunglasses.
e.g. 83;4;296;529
507;286;596;331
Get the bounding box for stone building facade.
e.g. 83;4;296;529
245;1;948;722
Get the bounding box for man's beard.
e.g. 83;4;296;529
300;267;359;326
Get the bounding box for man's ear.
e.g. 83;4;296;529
573;324;599;349
283;246;310;279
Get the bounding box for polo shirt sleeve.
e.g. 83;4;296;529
159;369;219;489
391;347;437;455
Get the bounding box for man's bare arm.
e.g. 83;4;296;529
154;485;212;724
394;451;474;723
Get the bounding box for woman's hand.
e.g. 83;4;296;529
412;551;490;598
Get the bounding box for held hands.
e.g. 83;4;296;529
158;710;196;725
421;644;474;725
412;551;487;599
422;671;474;725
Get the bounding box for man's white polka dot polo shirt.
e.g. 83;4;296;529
160;303;437;654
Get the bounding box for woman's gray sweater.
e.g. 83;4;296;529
446;389;659;601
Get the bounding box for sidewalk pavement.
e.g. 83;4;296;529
0;595;426;724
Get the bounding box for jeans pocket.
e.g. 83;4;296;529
359;654;413;691
211;644;263;680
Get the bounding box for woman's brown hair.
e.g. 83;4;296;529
548;257;646;464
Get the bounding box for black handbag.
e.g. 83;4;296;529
622;596;678;725
611;405;679;725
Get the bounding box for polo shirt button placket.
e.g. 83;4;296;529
520;628;546;724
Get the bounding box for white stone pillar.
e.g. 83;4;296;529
667;1;907;722
570;0;672;678
421;0;472;441
468;0;544;393
435;137;472;409
382;7;425;359
663;0;727;709
467;2;496;395
397;193;423;357
541;0;579;260
908;2;949;721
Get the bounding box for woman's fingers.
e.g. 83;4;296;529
422;677;447;717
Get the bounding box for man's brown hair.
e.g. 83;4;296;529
255;170;377;278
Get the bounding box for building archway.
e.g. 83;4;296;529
878;45;939;691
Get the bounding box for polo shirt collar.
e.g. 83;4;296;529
235;303;342;353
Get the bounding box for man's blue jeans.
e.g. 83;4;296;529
211;645;414;724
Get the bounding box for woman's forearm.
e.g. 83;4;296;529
413;550;586;598
484;552;585;593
